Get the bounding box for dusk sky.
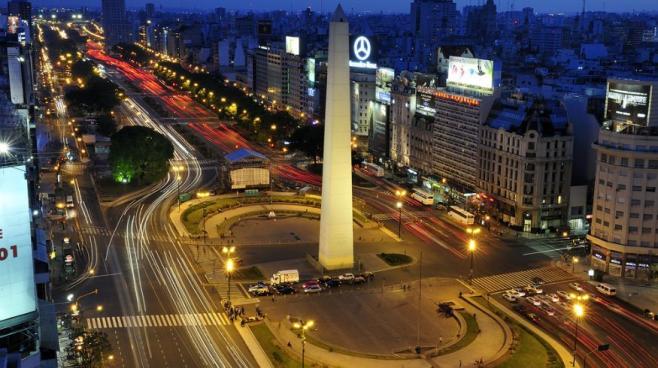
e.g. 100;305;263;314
30;0;658;14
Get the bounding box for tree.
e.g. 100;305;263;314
290;124;324;163
66;326;112;368
65;76;121;114
71;60;95;81
95;113;117;137
109;126;174;184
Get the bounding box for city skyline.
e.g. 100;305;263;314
30;0;658;13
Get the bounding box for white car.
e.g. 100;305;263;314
338;273;355;282
569;282;584;292
527;296;542;306
557;290;572;300
548;293;560;303
303;284;322;293
506;289;525;298
502;293;518;303
526;285;543;294
248;283;269;294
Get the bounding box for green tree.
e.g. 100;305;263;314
65;76;121;113
66;326;112;368
95;113;117;137
71;60;95;81
109;126;174;184
290;124;324;163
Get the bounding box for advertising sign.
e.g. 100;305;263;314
416;86;437;116
375;68;395;104
285;36;300;56
349;35;377;69
605;82;651;126
446;56;495;92
0;165;36;321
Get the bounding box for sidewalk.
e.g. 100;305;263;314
233;321;274;368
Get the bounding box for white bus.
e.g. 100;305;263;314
411;188;434;205
595;283;616;296
448;206;475;225
363;162;385;177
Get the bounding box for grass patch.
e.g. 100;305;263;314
377;253;413;266
436;311;479;355
233;266;264;281
250;324;299;368
471;296;563;368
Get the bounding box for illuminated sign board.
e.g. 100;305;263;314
446;56;496;92
375;68;395;104
416;86;481;116
349;35;377;69
7;16;19;34
306;58;316;84
605;82;652;126
0;165;37;321
285;36;300;56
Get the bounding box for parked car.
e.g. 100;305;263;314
513;304;527;314
248;284;271;296
569;282;584;292
503;293;518;303
525;285;543;294
557;290;572;300
526;313;540;323
353;276;367;284
531;277;545;285
338;273;355;283
513;287;527;297
527;296;542;306
321;279;340;288
357;272;375;280
506;289;525;298
303;284;322;294
548;293;560;303
541;305;556;316
275;285;296;295
302;280;320;289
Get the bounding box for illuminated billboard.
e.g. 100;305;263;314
605;82;652;126
0;165;36;321
349;35;377;69
446;56;495;92
375;68;394;104
286;36;300;56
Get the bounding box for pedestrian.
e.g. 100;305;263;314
439;336;443;345
287;341;292;348
272;295;275;302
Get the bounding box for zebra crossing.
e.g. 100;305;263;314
86;312;231;330
472;266;577;293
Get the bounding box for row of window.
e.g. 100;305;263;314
596;195;656;207
595;219;657;234
598;181;657;193
600;154;658;169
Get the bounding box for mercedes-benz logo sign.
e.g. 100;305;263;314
353;36;371;61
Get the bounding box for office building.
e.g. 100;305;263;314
101;0;131;48
478;96;573;232
411;0;457;69
145;3;156;20
389;78;415;167
351;68;376;136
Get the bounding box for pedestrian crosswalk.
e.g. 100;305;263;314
86;312;231;330
472;266;576;293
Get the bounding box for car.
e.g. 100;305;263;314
526;312;540;323
248;283;269;294
503;293;518;303
569;282;584;292
541;305;556;316
527;296;542;306
531;277;545;285
526;285;543;294
302;280;319;289
514;287;527;297
548;293;560;303
275;285;296;295
321;279;340;288
513;304;527;313
303;284;322;293
506;289;525;298
319;275;333;283
338;273;355;283
353;276;367;284
557;290;572;300
357;272;375;280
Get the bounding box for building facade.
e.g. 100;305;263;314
101;0;131;48
410;0;457;69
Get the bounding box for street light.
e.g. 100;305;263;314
468;239;476;283
572;303;585;367
0;142;10;155
396;201;403;239
572;256;579;273
172;165;184;211
226;258;235;304
292;319;315;368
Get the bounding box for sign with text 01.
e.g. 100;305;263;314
0;165;37;321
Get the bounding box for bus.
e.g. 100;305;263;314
448;206;475;225
411;188;434;205
363;162;385;177
595;283;616;296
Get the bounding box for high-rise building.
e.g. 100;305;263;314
8;1;32;37
478;97;573;232
351;69;375;136
588;78;658;278
389;78;416;167
464;0;497;44
145;3;156;20
101;0;130;48
410;0;457;69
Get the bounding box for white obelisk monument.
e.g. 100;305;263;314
318;4;354;270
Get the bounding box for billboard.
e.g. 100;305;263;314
230;167;270;189
605;82;652;126
285;36;300;56
349;35;377;69
0;165;36;321
416;86;437;116
446;56;495;92
375;68;395;104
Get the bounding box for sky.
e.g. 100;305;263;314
31;0;658;14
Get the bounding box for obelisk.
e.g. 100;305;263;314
318;4;354;270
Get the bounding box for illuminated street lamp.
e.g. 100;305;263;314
572;256;579;273
468;240;476;283
292;319;315;368
172;165;184;211
0;142;10;155
572;303;585;367
396;201;403;238
225;258;235;304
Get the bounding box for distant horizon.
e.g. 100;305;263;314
28;0;658;14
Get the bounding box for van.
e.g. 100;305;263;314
66;195;74;208
596;283;616;296
270;269;299;285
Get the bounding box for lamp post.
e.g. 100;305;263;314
396;201;403;239
468;239;476;283
223;246;236;303
572;303;585;367
172;165;184;212
572;256;579;273
292;319;315;368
